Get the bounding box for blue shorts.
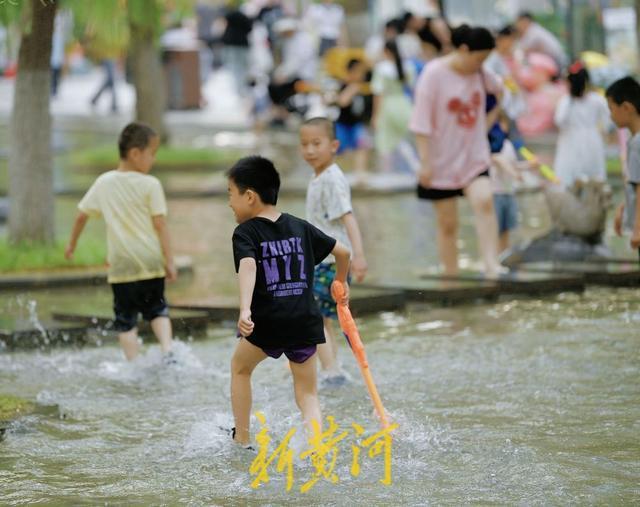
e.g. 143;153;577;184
313;263;350;319
493;193;518;235
335;122;369;154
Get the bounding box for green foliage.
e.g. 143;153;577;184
64;0;195;56
70;145;242;169
0;0;25;28
127;0;161;31
607;157;622;176
0;238;107;272
534;12;567;48
65;0;129;58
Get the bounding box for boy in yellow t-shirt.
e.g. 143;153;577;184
65;122;176;361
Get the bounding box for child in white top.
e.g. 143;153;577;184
553;62;610;188
300;117;368;386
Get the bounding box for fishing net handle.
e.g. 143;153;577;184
330;280;347;305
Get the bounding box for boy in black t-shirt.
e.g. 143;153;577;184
227;156;351;447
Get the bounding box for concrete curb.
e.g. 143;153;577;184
171;287;407;320
0;256;193;290
45;181;549;201
418;271;586;296
516;262;640;287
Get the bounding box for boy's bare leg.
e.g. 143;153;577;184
498;232;509;254
317;318;339;373
150;316;173;354
118;328;140;361
290;353;322;435
231;338;267;445
354;148;369;185
433;198;459;276
464;177;501;278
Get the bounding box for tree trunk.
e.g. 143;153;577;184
8;0;57;244
129;19;168;142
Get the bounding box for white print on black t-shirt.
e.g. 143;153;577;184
260;237;309;297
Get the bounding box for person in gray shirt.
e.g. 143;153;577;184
606;77;640;259
515;12;568;72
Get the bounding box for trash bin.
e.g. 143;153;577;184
163;49;201;110
0;197;9;223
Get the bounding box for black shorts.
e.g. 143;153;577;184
417;169;490;201
268;78;299;107
111;277;169;332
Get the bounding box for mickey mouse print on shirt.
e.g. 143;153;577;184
447;91;482;128
409;58;505;191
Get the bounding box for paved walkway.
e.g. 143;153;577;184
0;67;252;132
0;65;561;155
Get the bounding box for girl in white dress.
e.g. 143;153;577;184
553;61;610;187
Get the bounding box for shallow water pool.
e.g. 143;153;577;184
1;287;638;505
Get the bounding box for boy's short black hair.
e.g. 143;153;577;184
605;76;640;114
227;156;280;205
385;17;404;34
118;122;157;159
346;58;363;71
302;117;336;141
517;11;534;21
497;25;514;37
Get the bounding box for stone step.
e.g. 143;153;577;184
516;261;640;287
0;256;193;290
418;270;586;296
171;286;407;319
49;174;545;200
0;320;89;351
51;308;210;335
359;279;501;305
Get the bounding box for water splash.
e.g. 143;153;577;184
183;413;234;456
27;299;49;344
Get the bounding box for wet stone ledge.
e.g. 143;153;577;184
0;321;90;351
0;397;63;443
171;287;407;321
0;395;36;442
419;271;587;296
0;256;193;290
515;261;640;287
0;309;210;352
52;309;211;335
360;279;502;305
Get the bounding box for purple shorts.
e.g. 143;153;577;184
262;345;317;364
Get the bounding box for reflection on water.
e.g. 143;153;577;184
1;288;639;504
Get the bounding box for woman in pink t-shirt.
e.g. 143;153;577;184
410;25;502;278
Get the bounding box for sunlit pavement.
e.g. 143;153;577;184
0;66;251;131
